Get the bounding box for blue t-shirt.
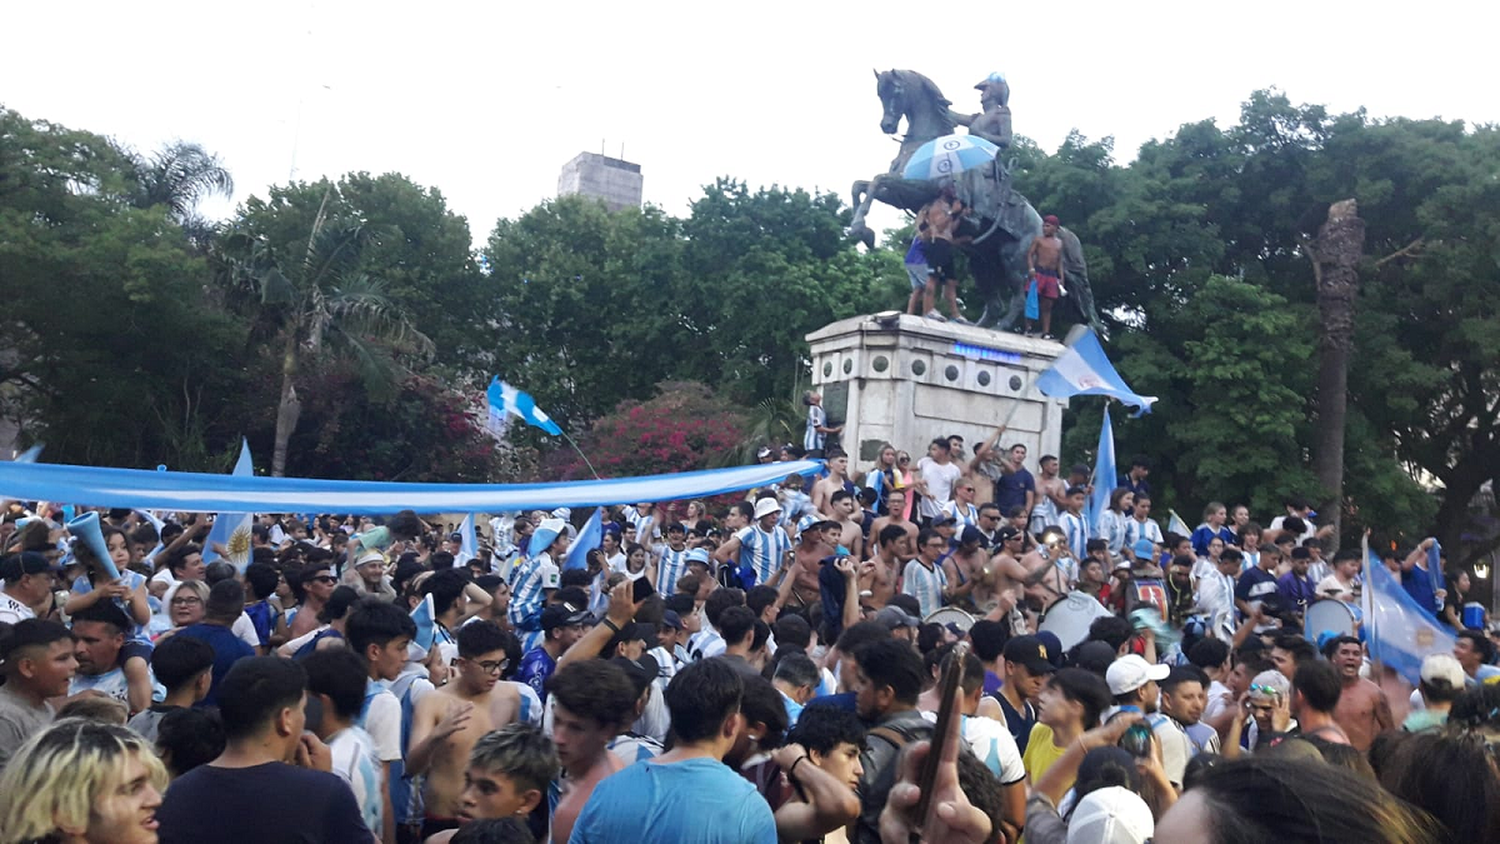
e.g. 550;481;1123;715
1401;566;1442;618
568;756;776;844
173;623;255;707
994;467;1035;514
515;646;557;700
904;237;927;266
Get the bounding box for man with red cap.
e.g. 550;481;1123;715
1025;214;1067;339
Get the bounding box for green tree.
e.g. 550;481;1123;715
219;186;434;476
0;108;245;469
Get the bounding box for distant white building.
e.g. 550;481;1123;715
557;152;643;212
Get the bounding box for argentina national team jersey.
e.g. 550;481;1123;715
902;560;948;618
656;545;689;594
508;553;559;652
942;500;980;530
804;404;827;452
1123;517;1164;550
736;525;793;588
1058;511;1089;561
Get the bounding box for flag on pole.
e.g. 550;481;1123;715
1088;408;1116;535
1427;538;1447;615
488;377;562;436
408;594;436;661
564;508;603;572
203;439;255;572
1363;539;1455;685
454;513;479;569
1036;329;1157;416
1167;510;1191;539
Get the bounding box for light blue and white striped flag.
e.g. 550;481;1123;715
564;507;603;572
1036;330;1157;416
1364;536;1455;685
1088;409;1116;535
1167;510;1192;539
454;513;479;568
487;377;563;436
203;439;255;571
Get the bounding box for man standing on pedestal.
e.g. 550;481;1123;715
1025;215;1066;339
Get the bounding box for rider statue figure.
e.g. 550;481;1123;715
962;72;1013;151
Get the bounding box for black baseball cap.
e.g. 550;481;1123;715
932;514;958;527
997;526;1024;543
0;551;59;580
610;653;661;697
1003;635;1057;675
541;602;592;631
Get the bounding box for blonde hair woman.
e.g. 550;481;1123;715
0;718;166;844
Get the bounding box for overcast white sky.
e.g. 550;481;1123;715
6;0;1498;246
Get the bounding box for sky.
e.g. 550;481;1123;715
6;0;1498;246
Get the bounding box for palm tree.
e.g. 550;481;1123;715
1308;198;1365;550
125;141;233;246
225;188;434;476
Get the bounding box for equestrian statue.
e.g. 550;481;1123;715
848;69;1103;335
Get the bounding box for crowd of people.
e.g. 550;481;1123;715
1;422;1498;843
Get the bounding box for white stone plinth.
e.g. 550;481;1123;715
805;314;1066;466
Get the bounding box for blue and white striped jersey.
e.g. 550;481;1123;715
508;553;558;653
735;524;793;588
1058;511;1090;562
902;559;948;618
655;545;690;594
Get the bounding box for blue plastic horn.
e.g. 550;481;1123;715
67;511;121;581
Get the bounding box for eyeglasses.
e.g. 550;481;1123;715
898;457;910;463
170;596;202;606
309;575;337;584
471;659;509;675
1248;684;1283;698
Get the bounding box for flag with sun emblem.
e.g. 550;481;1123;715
203;439;256;572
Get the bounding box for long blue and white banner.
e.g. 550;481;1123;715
0;460;820;515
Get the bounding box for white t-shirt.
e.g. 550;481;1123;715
1202;679;1233;723
922;711;1025;785
361;687;403;763
0;592;35;625
916;457;963;519
328;726;383;836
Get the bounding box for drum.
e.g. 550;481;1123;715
1463;602;1487;631
1303;599;1358;644
1038;591;1115;652
925;606;977;635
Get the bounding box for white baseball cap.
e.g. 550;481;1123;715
1420;653;1465;690
753;498;782;520
1105;654;1170;696
1066;786;1153;844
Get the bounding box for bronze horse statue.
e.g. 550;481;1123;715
849;69;1102;334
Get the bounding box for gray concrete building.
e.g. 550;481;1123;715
557;152;643;211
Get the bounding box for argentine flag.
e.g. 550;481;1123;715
1036;330;1157;416
564;507;604;572
1363;536;1455;685
203;439;255;572
487;377;563;436
1088;409;1116;535
454;513;479;569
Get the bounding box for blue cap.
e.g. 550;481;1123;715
685;548;712;567
1133;538;1156;560
975;71;1007;87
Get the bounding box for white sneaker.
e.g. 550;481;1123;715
924;310;948;322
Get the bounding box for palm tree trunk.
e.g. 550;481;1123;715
1311;199;1365;552
271;328;302;478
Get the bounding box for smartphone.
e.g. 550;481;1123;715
915;641;968;825
632;576;655;604
1119;723;1154;758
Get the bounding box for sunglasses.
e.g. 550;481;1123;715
1248;684;1283;699
309;575;337;584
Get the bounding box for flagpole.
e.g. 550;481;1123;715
1362;531;1383;679
560;431;602;481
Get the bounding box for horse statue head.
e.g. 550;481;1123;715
874;69;956;140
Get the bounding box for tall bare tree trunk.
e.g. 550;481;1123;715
271;329;301;478
1310;199;1365;552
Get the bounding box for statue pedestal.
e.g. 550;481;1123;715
806;314;1066;470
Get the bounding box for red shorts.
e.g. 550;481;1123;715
1031;272;1060;300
